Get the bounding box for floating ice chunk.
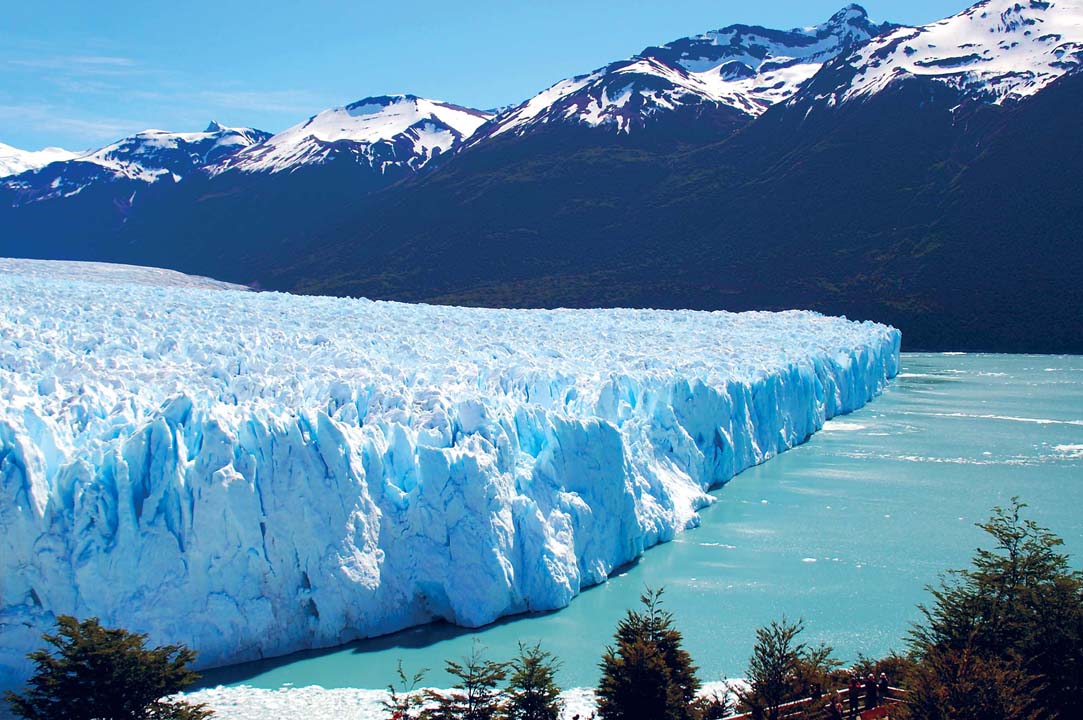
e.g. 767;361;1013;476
820;421;867;432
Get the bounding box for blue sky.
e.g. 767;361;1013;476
3;1;973;150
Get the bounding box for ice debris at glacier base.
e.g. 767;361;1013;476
0;260;900;687
181;682;740;720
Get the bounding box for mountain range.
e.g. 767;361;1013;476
2;0;1082;352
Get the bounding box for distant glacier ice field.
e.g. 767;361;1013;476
0;257;249;292
0;259;899;689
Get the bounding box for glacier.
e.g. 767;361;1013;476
0;260;900;689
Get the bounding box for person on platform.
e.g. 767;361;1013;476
848;675;861;716
827;694;845;720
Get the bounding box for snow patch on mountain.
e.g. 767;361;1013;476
477;4;892;138
655;3;894;110
821;0;1083;105
0;259;900;689
0;143;80;179
81;125;267;182
1;123;269;203
209;95;491;175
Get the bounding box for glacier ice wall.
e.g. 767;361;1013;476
0;263;900;686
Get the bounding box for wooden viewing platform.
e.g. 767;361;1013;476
723;686;908;720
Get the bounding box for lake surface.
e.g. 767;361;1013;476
200;353;1083;691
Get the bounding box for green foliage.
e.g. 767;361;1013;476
4;615;212;720
596;587;701;720
793;641;842;700
905;498;1083;720
503;643;563;720
739;617;840;720
382;661;428;720
901;645;1041;720
843;652;914;687
741;617;804;720
422;642;507;720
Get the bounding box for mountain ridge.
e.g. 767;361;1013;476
207;94;492;176
468;4;894;143
2;124;270;205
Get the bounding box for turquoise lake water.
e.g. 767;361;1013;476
201;353;1083;691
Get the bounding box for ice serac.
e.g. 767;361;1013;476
0;260;901;689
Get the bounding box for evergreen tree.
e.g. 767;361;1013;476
382;661;428;720
596;587;700;720
793;641;842;702
906;498;1083;720
5;615;212;720
738;617;839;720
503;643;563;720
422;642;507;720
903;645;1041;720
740;617;807;720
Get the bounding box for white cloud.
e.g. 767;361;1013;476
9;55;141;76
0;102;148;149
0;50;333;148
196;89;326;116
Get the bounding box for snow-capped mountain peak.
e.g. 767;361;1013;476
2;124;270;203
474;5;894;141
0;142;80;179
87;125;270;180
821;3;882;38
209;94;492;175
813;0;1083;105
647;3;895;110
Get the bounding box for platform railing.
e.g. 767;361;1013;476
722;686;908;720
